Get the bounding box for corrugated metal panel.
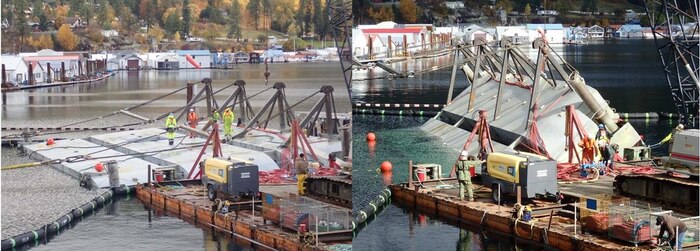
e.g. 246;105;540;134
423;75;602;162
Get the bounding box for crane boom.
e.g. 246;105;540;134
645;0;699;128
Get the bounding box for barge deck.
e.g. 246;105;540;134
136;183;352;251
389;176;699;251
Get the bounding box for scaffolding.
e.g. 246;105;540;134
608;199;661;246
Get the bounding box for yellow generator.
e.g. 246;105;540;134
481;152;559;203
201;158;259;201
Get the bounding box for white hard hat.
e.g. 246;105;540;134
190;108;194;112
460;150;469;156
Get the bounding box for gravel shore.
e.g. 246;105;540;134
1;150;107;239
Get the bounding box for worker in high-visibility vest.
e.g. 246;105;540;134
165;113;177;145
456;153;479;202
212;109;221;122
223;107;235;141
578;136;597;164
295;154;309;195
187;108;198;138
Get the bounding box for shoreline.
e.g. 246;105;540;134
1;72;115;92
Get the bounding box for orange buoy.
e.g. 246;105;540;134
380;161;392;172
46;137;55;146
366;132;376;141
95;162;104;172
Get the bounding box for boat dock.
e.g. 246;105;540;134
1;72;115;92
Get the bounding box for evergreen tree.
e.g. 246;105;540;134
312;0;328;40
296;0;307;36
15;0;29;52
247;0;260;29
228;0;242;41
164;12;182;35
182;0;191;36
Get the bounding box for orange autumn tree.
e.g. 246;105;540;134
56;24;80;50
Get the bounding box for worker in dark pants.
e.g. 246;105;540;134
657;215;687;250
456;153;474;202
295;154;309;195
165;113;177;145
595;124;614;168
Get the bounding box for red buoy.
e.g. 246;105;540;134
95;162;104;172
366;132;376;141
380;161;392;172
46;137;55;146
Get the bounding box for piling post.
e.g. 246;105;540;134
106;160;120;188
421;33;426;51
186;82;195;104
61;62;66;82
1;64;5;85
368;37;373;60
408;160;414;190
46;63;51;82
28;63;34;85
341;124;351;161
78;60;82;76
147;165;152;187
387;36;392;58
403;35;408;56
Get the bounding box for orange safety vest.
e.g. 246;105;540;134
188;111;198;123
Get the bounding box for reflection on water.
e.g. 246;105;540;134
26;197;251;251
2;63;349;127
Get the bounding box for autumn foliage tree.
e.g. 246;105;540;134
56;24;80;50
28;35;54;50
369;6;395;22
399;0;419;23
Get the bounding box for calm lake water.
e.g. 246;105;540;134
1;63;348;250
351;39;680;250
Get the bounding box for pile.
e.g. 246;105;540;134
259;169;292;184
582;213;609;234
258;167;340;184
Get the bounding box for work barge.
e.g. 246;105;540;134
2;78;353;250
389;164;699;251
136;182;352;251
352;32;699;249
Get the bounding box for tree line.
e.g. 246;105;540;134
2;0;332;52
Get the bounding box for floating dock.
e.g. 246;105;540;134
1;72;115;92
136;183;352;251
